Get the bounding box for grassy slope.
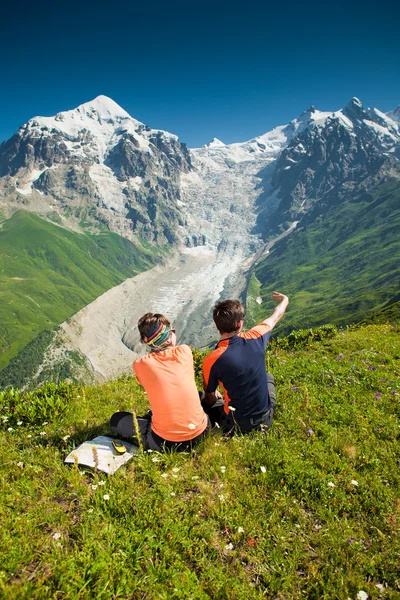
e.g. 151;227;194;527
0;211;159;370
251;179;400;335
1;322;399;599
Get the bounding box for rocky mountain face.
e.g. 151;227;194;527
1;95;399;252
388;105;400;123
256;98;400;236
0;96;192;244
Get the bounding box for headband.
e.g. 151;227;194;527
145;322;172;351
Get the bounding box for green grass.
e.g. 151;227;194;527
252;179;400;336
1;322;399;598
0;211;160;371
244;273;265;330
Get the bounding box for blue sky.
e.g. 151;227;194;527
1;0;399;147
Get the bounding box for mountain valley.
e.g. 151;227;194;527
0;95;399;386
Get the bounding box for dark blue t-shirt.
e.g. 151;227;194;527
203;324;271;420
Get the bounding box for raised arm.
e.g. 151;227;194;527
262;291;289;330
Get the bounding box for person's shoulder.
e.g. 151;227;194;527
203;341;229;368
134;351;156;369
133;354;146;370
175;344;191;353
239;323;271;340
170;344;192;358
167;344;195;362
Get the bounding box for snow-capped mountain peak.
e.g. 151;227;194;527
75;95;132;120
21;95;142;148
342;96;369;121
388;105;400;123
0;96;192;242
204;138;225;148
286;106;334;137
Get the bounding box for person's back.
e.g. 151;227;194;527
203;324;271;421
134;343;207;441
111;312;209;451
202;293;289;433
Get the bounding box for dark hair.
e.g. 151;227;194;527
137;312;171;342
213;299;244;334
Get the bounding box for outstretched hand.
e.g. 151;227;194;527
271;291;289;303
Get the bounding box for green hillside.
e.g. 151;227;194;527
247;178;400;335
0;211;159;370
0;322;399;598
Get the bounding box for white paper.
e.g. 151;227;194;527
65;435;139;474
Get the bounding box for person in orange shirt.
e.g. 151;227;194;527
110;312;210;451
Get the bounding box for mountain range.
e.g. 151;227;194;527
0;94;399;386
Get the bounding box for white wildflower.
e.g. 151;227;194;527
39;431;46;436
91;484;98;490
220;466;226;473
260;466;266;473
218;494;225;501
327;482;335;488
87;508;94;514
172;467;180;473
170;492;176;496
350;479;359;486
103;494;110;501
160;473;168;478
152;457;161;463
7;427;14;432
17;421;23;426
27;434;32;439
237;527;244;533
192;476;199;480
98;481;106;486
2;416;9;422
42;422;48;426
17;462;24;468
224;543;234;551
357;592;368;600
375;584;384;591
52;532;62;540
62;435;70;441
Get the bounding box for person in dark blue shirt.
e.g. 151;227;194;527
202;291;289;433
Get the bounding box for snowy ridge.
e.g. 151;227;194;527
2;93;400;246
387;105;400;124
185;96;400;250
190;106;336;172
18;95;178;164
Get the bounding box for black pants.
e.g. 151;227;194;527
109;410;211;452
202;373;276;434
